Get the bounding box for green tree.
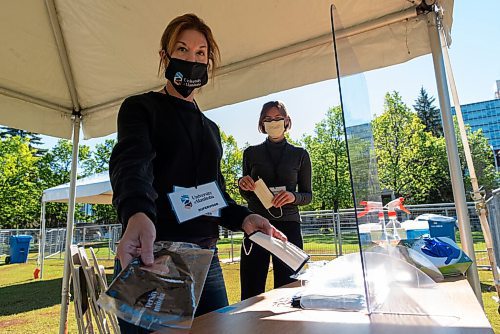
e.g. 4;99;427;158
454;118;499;198
302;106;351;210
346;135;377;206
0;126;47;156
220;130;244;204
81;139;117;224
373;92;449;204
413;87;443;137
0;136;41;228
82;139;116;175
420;134;454;203
38;139;92;227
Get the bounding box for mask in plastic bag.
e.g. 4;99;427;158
298;252;437;312
364;244;444;282
421;238;461;265
98;241;213;332
398;237;472;276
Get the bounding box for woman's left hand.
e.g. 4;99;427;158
242;214;287;241
272;191;295;208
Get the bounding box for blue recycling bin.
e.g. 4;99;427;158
9;235;32;264
427;216;457;242
359;232;372;245
406;228;430;239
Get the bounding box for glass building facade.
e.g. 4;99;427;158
345;122;372;142
451;98;500;169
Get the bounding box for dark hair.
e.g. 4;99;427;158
258;101;292;133
158;13;220;78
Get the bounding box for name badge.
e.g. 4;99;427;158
174;186;221;217
269;186;286;195
168;181;227;223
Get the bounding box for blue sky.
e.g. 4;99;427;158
41;1;500;149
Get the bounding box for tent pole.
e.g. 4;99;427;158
440;27;500;303
40;201;46;279
45;0;80;109
0;86;71;114
59;116;81;334
426;11;482;305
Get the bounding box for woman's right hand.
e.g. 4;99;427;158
117;212;156;269
238;175;256;191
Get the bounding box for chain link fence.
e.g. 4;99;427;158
216;202;488;265
486;189;500;269
0;202;490;267
0;224;122;261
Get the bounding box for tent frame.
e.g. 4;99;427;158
44;0;85;330
426;11;482;303
59;116;81;333
16;2;482;332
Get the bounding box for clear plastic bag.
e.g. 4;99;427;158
299;251;438;312
97;241;213;332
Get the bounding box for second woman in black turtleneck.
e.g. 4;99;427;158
238;101;312;300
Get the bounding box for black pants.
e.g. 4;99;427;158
240;221;303;300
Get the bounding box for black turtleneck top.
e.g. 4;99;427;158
239;138;312;222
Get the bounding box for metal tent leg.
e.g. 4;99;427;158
427;11;482;305
59;116;81;334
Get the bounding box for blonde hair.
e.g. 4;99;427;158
158;13;220;79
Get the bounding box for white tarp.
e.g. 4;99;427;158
0;0;453;139
42;172;112;205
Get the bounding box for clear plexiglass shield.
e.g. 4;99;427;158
323;3;460;318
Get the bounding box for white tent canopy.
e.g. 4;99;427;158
38;172;112;283
1;0;452;140
42;172;112;205
3;1;484;332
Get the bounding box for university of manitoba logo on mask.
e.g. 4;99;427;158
180;194;192;209
174;72;183;86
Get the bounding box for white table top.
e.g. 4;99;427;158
190;276;493;334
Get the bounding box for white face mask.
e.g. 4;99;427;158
264;119;285;139
246;232;309;273
252;179;283;218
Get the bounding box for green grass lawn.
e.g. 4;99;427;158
0;232;497;333
0;258;271;332
1;258;498;333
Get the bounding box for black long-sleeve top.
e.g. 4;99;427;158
109;91;251;246
239;138;312;222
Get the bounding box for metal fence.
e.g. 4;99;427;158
0;228;40;258
0;202;491;267
486;188;500;269
0;224;122;260
217;202;489;267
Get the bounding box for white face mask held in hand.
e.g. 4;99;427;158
264;119;285;139
244;231;310;273
253;178;282;218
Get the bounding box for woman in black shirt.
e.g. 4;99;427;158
110;14;286;332
238;101;312;300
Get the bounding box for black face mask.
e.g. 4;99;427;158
165;54;208;98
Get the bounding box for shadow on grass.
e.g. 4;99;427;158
481;281;496;293
0;278;61;316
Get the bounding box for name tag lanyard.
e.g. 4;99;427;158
167;86;205;188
